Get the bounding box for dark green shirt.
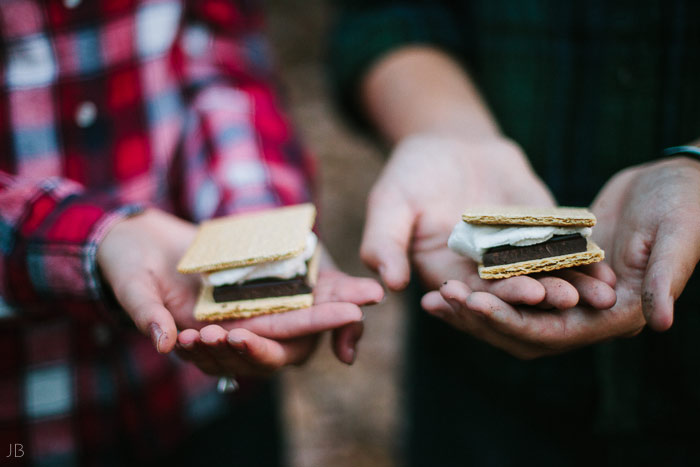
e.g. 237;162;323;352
330;0;700;204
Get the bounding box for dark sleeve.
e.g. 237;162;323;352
327;0;463;127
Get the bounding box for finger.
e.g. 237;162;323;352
424;253;548;306
578;262;617;288
464;291;567;349
115;279;177;353
421;290;452;313
200;325;249;367
554;269;617;310
464;291;605;350
360;186;415;291
484;276;546;305
200;324;229;347
180;327;268;377
175;332;226;375
642;219;700;331
227;328;318;371
439;280;472;305
535;276;579;310
177;329;200;349
314;270;385;306
225;302;363;339
422;289;543;359
199;325;270;376
332;320;364;365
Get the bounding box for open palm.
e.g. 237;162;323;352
98;209;383;377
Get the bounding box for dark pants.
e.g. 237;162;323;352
166;379;285;467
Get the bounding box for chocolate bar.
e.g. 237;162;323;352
482;234;587;267
213;276;312;303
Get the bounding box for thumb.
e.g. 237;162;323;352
642;219;700;331
360;186;415;291
332;320;364;365
114;280;178;353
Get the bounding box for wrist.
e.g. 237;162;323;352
392;132;526;163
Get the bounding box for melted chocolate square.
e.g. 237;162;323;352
213;275;312;303
482;234;587;267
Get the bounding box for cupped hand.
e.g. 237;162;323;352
362;133;615;308
592;155;700;331
97;209;201;352
420;156;700;358
421;274;618;359
97;209;384;376
175;267;383;377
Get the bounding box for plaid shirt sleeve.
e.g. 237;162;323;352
0;173;143;315
172;0;316;222
328;0;463;127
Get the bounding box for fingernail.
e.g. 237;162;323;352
148;323;164;353
228;336;247;355
181;339;195;351
347;347;356;365
445;297;460;314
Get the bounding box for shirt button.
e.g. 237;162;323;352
75;101;97;128
63;0;81;8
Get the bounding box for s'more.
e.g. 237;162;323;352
448;205;604;279
177;203;320;321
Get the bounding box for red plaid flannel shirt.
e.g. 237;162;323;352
0;0;314;464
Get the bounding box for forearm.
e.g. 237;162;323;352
361;46;501;144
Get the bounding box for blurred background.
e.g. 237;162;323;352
266;1;405;466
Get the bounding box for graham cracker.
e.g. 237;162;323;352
478;241;604;279
194;245;321;321
178;203;316;274
462;205;596;227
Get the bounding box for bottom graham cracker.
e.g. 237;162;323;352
478;241;604;279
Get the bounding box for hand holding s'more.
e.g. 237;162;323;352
174;203;384;373
420;204;618;359
448;205;604;279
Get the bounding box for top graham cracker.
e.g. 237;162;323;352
461;205;596;227
177;203;316;274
